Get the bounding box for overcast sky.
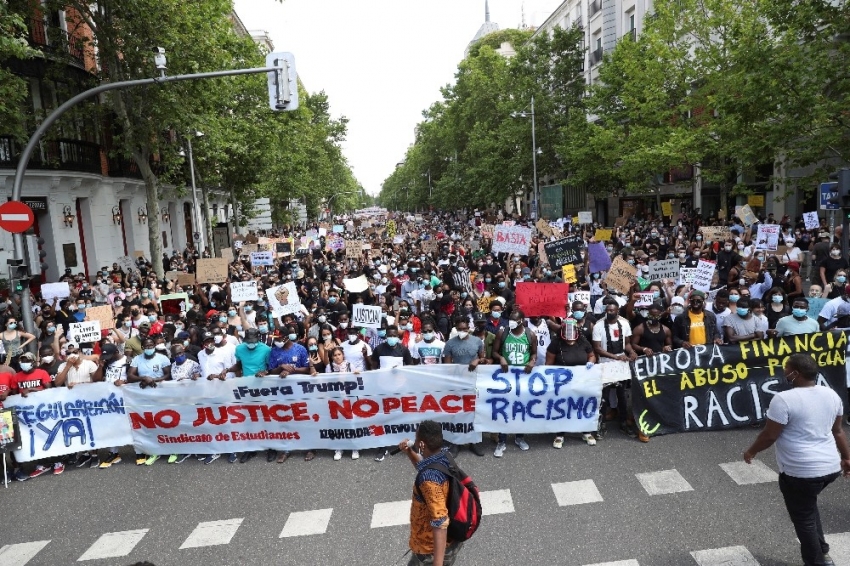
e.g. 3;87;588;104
233;0;564;196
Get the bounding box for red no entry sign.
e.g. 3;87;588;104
0;201;35;233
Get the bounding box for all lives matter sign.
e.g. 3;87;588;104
352;304;382;329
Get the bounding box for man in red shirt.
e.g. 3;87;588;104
12;353;51;397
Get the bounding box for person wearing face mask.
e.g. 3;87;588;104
484;300;509;335
723;297;764;344
743;354;850;566
370;325;414;461
127;338;172;466
774;298;820;337
307;308;332;340
818;245;848;290
715;239;740;286
1;317;34;371
411;323;445;365
492;310;537;457
824;270;848;300
764;287;791;331
672;290;721;348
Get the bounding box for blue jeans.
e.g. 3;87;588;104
497;434;524;443
779;471;840;566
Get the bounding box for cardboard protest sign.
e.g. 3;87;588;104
86;305;115;330
345;241;362;259
747;194;765;207
133;250;145;259
535;219;553;238
69;321;101;344
692;260;716;292
267;282;300;316
343;275;369;293
803;212;820;230
577;211;593;224
421;240;438;253
117;256;136;274
514;282;569;317
735;204;757;226
647;258;680;281
195;258;230;284
755;224;780;251
220;247;233;260
177;272;196;287
634;292;654;307
605;257;637;295
40;282;71;302
587;242;612;274
491;225;532;255
594;228;613;242
561;264;577;283
241;244;259;255
250;251;274;266
352;304;383;329
537;242;548;266
165;270;181;281
544;236;582;269
700;226;731;242
230;281;259;303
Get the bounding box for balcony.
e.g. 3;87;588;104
573;15;583;29
29;18;86;69
0;135;101;174
107;156;143;179
589;0;602;19
590;46;604;66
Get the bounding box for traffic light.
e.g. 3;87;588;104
828;169;850;209
265;52;299;112
7;258;29;293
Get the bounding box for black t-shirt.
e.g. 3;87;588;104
819;256;849;284
547;336;592;366
370;343;413;367
41;360;61;383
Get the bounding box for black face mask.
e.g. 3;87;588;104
606;312;618;320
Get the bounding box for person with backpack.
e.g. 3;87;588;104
399;420;480;566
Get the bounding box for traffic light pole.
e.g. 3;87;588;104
10;65;283;343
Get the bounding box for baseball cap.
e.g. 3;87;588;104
202;331;214;343
101;343;119;360
138;321;151;331
690;290;706;299
671;296;686;306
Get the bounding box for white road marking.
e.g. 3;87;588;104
552;479;604;507
78;529;148;561
0;541;50;566
583;561;640;566
719;461;777;485
690;545;759;565
279;509;333;538
635;468;694;496
825;532;850;565
479;489;514;515
179;518;243;549
370;500;411;528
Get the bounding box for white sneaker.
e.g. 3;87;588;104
351;450;360;460
333;450;342;461
552;436;564;449
515;437;530;451
493;442;507;458
582;433;597;446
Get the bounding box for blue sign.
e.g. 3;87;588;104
821;182;839;210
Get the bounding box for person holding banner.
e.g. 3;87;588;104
546;320;598;448
127;338;172;466
671;290;721;348
743;354;850;566
492;310;537;457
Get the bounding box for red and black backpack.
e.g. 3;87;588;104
416;454;482;542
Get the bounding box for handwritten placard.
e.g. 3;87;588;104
594;228;613;242
352;304;382;329
755;224;780;251
634;292;654;307
177;272;196;287
605;256;637;295
692;259;716;292
492;225;532;255
700;226;731;242
195;258;230;284
230;281;259;303
345;241;362;259
116;256;136;274
267;282;300;316
803;212;820;230
250;251;274;266
661;201;673;217
561;264;577;283
41;282;71;302
544;237;582;269
86;305;115;330
577;211;593;224
647;258;680;281
514;282;569;317
68;321;101;344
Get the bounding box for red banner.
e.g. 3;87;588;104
514;282;569;317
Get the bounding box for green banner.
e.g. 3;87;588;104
539;184;563;219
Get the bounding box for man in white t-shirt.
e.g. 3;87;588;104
410;323;445;365
744;354;850;566
55;350;102;468
341;326;373;372
97;344;127;468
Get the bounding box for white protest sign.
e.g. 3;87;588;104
678;267;697;286
755;224;780;251
230;281;259;303
647;258;681;281
491;225;532;255
267;282;301;316
568;291;591;305
634;292;654;307
117;256;136;274
692;260;716;292
343;275;369;293
41;282;71;302
803;212;820;231
577;211;593;224
250;251;274;266
68;321;102;344
352;304;383;329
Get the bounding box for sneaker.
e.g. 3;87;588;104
144;455;160;466
75;454;92;468
597;421;607;439
175;454;190;464
448;443;459;458
136;455;146;466
374;449;389;462
14;469;28;482
99;453;121;469
494;442;507;458
266;449;277;463
470;442;485;457
53;462;65;475
351;450;360;460
28;465;49;479
514;437;530;451
203;454;220;465
620;423;637;438
90;455;100;469
823;553;835;566
582;433;597;446
167;454;178;464
227;453;238;463
239;452;255;464
552;436;564;449
333;450;342;461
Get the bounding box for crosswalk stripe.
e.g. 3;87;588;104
0;541;50;566
77;529;148;561
825;532;850;564
719;461;776;485
635;469;694;496
583;561;640;566
370;500;411;528
279;509;333;538
552;479;604;507
690;545;759;565
179;518;243;549
479;489;515;515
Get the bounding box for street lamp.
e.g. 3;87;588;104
512;95;539;220
179;131;206;252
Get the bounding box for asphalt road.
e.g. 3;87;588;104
2;424;850;566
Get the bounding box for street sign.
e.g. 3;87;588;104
193;232;201;241
0;201;35;233
821;182;839;210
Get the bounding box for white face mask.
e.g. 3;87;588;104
339;322;348;329
213;335;224;344
457;331;469;339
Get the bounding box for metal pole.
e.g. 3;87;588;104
531;95;539;220
186;138;204;253
10;65;279;336
830;210;836;245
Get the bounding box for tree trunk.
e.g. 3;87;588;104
135;151;164;279
202;186;215;256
